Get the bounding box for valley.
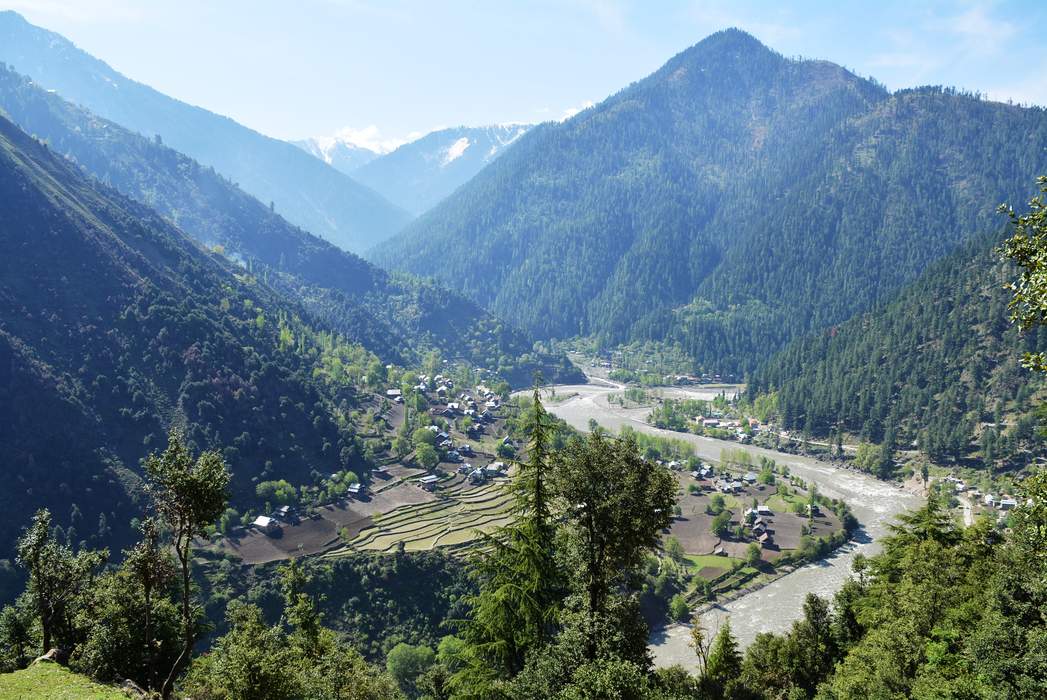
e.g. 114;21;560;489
0;7;1045;698
524;367;921;666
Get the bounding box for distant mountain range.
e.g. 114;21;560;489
0;10;410;253
294;124;533;215
371;29;1047;375
293;135;382;174
0;60;577;387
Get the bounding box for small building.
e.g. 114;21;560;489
713;546;727;556
757;505;773;516
690;470;702;480
758;532;772;546
743;472;758;484
999;497;1018;510
419;475;441;491
385;389;402;399
252;515;282;536
469;468;486;484
347;483;362;497
983;494;996;507
274;505;293;520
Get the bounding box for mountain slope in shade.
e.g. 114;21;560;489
0;62;579;386
0;113;367;556
0;10;411;253
371;29;1047;373
293;136;380;174
352;124;532;215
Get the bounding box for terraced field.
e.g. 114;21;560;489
325;478;516;555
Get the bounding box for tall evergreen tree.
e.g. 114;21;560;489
453;389;565;695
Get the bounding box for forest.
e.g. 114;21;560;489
373;30;1047;376
747;231;1047;469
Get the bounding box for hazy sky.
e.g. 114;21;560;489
6;1;1046;150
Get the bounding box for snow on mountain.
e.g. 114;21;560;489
353;124;533;215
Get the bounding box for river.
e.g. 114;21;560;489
526;378;922;670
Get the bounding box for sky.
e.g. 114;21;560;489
5;0;1047;151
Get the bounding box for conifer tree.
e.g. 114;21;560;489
453;388;564;694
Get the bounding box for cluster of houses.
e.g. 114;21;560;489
690;467;760;494
945;475;1019;511
251;504;297;537
456;460;506;486
744;504;776;547
693;414;761;441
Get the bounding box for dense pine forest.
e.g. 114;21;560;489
373;30;1047;375
747;233;1047;466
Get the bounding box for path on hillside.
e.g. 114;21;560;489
522;377;921;670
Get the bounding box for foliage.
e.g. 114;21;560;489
1000;176;1047;372
749;234;1047;467
375;31;1047;379
386;643;436;699
14;509;106;656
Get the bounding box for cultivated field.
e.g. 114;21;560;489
326;476;515;555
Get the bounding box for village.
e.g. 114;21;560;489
211;373;521;564
655;455;850;605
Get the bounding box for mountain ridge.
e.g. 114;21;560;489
0;10;412;253
370;30;1047;373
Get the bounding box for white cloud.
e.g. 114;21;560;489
561;100;595;121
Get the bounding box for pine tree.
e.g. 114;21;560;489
452;389;564;694
704;620;742;695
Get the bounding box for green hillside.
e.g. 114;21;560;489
748;233;1047;467
373;30;1047;374
0;113;376;557
0;62;578;387
0;662;126;699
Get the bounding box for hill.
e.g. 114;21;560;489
0;10;411;253
0;62;578;386
371;29;1047;374
0;112;395;557
747;234;1047;467
352;124;532;215
0;662;127;699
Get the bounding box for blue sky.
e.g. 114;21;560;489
6;1;1046;150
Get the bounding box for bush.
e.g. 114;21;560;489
669;594;690;622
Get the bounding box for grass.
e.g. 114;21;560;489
685;554;745;570
0;663;127;699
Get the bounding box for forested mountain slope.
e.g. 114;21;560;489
0;113;380;556
351;124;532;214
372;29;1047;373
0;63;578;385
748;234;1047;466
0;10;411;253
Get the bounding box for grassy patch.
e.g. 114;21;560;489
685;554;744;570
0;663;127;699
